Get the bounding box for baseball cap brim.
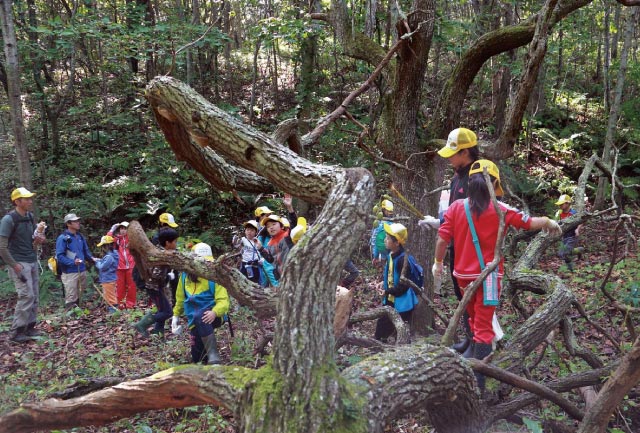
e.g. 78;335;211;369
437;146;459;158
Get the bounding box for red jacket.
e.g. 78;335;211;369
438;199;532;280
109;232;135;270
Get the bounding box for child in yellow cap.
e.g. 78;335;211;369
374;223;421;341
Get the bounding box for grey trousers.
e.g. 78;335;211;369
8;261;40;332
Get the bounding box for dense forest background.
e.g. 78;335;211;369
0;0;639;432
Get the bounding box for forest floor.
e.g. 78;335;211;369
0;218;638;433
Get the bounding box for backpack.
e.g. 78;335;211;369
0;211;35;265
406;254;424;289
48;234;73;279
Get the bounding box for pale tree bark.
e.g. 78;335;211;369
492;0;558;159
576;336;640;433
429;0;592;139
593;7;638;209
0;77;637;433
0;0;33;188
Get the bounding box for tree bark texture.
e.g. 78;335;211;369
430;0;592;139
0;0;33;188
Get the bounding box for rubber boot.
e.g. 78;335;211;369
25;322;43;337
452;312;473;353
10;326;30;343
133;313;155;338
201;333;222;365
473;343;493;392
462;341;475;359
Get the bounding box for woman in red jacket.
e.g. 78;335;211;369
432;160;561;390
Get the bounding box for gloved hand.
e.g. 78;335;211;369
109;223;119;234
167;270;175;281
543;218;562;236
171;316;180;334
418;215;441;230
432;262;443;279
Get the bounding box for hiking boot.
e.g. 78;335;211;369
452;312;473;353
133;312;155;338
473;343;493;393
462;341;476;359
201;333;222;365
25;323;43;337
10;327;30;343
573;247;584;261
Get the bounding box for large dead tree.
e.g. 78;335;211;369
1;76;638;433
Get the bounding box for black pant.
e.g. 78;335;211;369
189;314;223;364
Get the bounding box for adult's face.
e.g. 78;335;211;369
447;149;470;170
15;197;34;212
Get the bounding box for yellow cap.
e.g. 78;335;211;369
159;212;178;227
243;220;259;230
468;159;504;196
97;235;114;247
290;217;308;244
381;199;394;212
261;214;283;226
192;242;213;260
11;187;35;201
555;194;572;205
254;206;273;217
438;128;478;158
383;222;408;245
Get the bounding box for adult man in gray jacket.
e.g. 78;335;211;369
0;188;46;343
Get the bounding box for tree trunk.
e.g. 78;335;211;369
594;6;638;209
0;0;33;188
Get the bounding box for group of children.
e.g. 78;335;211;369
91;145;581;369
90;213;230;365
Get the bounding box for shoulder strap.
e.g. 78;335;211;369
464;199;486;270
6;210;35;241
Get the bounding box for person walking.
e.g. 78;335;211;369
370;199;394;267
374;223;420;342
56;213;96;310
0;188;46;343
419;127;482;354
133;228;178;338
432;160;561;391
554;194;582;272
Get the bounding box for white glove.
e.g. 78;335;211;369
171;316;180;334
418;215;441;230
543;219;562;236
167;270;175;281
110;223;119;234
432;262;443;279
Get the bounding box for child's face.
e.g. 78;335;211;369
384;234;400;252
266;221;282;236
119;227;127;235
164;239;178;250
245;227;257;239
559;202;571;212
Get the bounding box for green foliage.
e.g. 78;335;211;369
522;417;543;433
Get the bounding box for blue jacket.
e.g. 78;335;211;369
382;248;419;313
56;230;94;273
95;250;119;283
